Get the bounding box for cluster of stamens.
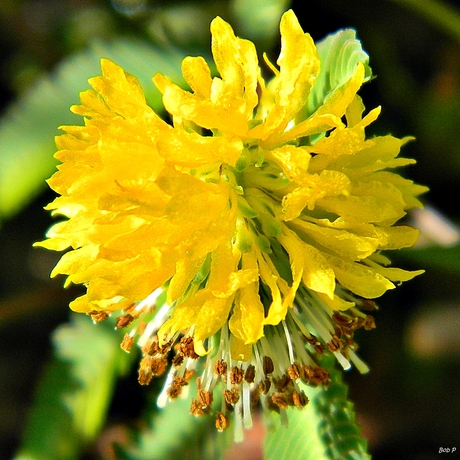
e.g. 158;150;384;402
87;287;376;438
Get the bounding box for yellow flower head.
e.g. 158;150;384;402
36;10;427;433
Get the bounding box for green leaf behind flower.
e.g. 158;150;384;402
306;29;372;118
15;314;133;460
263;352;371;460
119;379;231;460
0;38;185;221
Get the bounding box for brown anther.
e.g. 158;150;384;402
275;374;292;392
263;356;274;375
314;343;326;354
306;334;319;345
138;356;153;385
327;335;342;353
160;339;173;354
120;333;135;352
271;392;288;409
332;312;352;327
311;367;330;385
230;366;244;385
172;354;184;367
288;362;304;381
198;389;213;408
303;365;315;382
306;335;325;353
190;398;206;416
215;412;229;432
259;377;271;395
144;340;161;356
360;299;377;311
214;359;227;376
138;369;152;385
174;376;188;387
292;390;309;408
224;388;240;405
167;376;188;399
244;364;256;383
179;336;199;359
364;315;376;330
115;313;134;329
88;310;109;323
167;384;182;399
150;357;168;376
184;369;195;381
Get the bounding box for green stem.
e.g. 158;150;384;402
389;0;460;42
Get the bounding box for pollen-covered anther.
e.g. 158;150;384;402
332;312;354;328
190;398;207;416
230;366;244;385
150;356;168;376
275;374;292;392
271;392;289;409
184;369;195;382
87;310;109;323
120;333;135;352
306;334;325;353
144;339;161;356
172;353;184;367
364;315;376;330
167;376;188;399
310;367;331;385
198;389;213;408
216;412;229;432
179;336;200;359
327;335;342;352
214;359;227;376
138;356;153;385
259;377;271;395
292;390;309;408
360;299;378;311
224;388;240;405
288;362;304;381
115;313;135;329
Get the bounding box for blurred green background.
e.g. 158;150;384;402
1;0;460;459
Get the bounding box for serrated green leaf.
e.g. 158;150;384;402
305;29;372;118
264;353;370;460
0;38;185;220
15;314;134;460
121;379;231;460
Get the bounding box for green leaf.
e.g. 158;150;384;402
0;38;185;221
120;379;231;460
15;314;133;460
306;29;372;118
264;353;370;460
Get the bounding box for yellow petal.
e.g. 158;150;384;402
228;251;265;344
316;292;355;311
292;218;380;261
167;255;207;304
181;56;212;99
230;334;253;361
250;10;320;140
325;253;395;298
